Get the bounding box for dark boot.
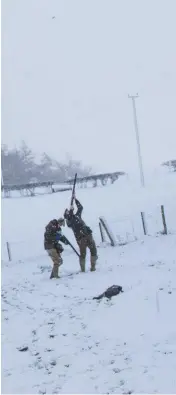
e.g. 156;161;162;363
79;258;85;272
90;256;97;272
50;269;54;279
58;257;63;267
50;264;59;279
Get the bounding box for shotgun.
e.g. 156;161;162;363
70;173;77;208
65;236;80;257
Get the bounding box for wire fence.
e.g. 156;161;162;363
1;221;101;263
2;204;175;263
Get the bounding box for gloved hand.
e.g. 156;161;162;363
56;231;62;241
56;243;64;253
61;235;69;245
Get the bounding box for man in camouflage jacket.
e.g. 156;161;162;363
44;218;68;279
64;197;98;272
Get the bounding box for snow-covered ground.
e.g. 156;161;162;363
1;173;176;394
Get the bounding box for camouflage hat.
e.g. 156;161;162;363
58;217;65;226
64;209;69;219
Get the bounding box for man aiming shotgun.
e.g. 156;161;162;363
64;174;98;272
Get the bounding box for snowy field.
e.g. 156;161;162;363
1;172;176;394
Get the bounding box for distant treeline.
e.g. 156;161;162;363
162;159;176;172
1;141;92;185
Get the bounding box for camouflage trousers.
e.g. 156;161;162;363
47;248;63;279
77;234;98;272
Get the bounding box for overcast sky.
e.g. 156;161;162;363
2;0;176;174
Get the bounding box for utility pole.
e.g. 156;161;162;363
128;93;147;235
1;169;4;187
128;93;145;187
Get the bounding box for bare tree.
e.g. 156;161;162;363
162;160;176;172
1;142;92;185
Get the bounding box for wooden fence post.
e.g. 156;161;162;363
6;241;12;261
99;217;116;246
99;221;106;242
141;212;147;235
161;205;167;234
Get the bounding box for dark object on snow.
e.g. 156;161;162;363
18;346;29;352
93;285;123;300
